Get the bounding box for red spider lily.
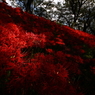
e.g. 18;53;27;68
1;2;95;95
46;48;54;53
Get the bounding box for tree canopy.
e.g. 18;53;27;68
5;0;95;35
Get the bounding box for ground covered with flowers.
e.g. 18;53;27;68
0;2;95;95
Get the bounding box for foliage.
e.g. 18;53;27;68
0;2;95;95
5;0;95;35
54;0;95;35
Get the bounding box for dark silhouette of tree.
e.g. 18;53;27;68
2;0;7;4
12;0;56;19
25;0;34;13
53;0;95;35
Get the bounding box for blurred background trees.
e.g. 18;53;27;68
2;0;95;35
54;0;95;35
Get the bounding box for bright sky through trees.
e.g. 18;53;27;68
5;0;64;20
6;0;64;6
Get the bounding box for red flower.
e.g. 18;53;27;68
46;48;53;53
0;2;95;95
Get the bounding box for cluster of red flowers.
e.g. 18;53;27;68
0;2;95;95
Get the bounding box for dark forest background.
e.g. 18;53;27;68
2;0;95;35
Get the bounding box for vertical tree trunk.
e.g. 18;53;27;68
25;0;34;13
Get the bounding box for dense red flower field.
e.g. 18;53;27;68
0;2;95;95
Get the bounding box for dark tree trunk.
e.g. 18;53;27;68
25;0;34;13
